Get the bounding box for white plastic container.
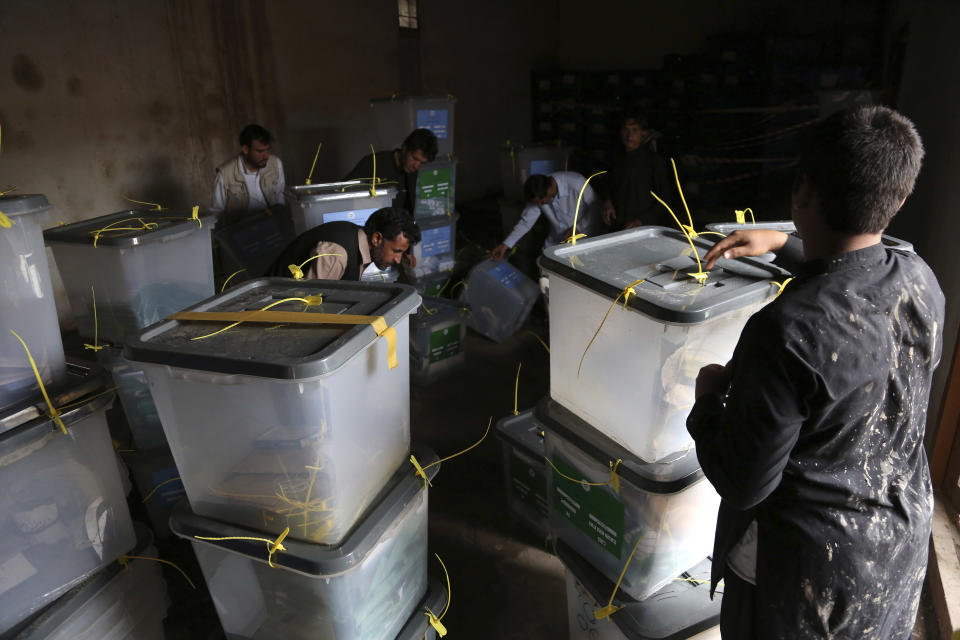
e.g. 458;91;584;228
495;409;549;539
541;227;789;462
170;448;437;640
561;541;720;640
411;213;458;277
413;157;456;219
289;183;397;235
499;144;570;201
0;194;66;412
44;209;215;345
410;296;468;386
370;96;456;157
461;259;540;343
0;366;136;634
538;398;720;601
124;278;419;544
10;523;169;640
96;346;166;451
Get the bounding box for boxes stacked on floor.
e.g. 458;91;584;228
531;227;790;626
459;259;540;342
125;278;443;639
1;194;142;633
409;295;468;386
44;208;215;540
370;95;460;295
495;409;549;539
289;182;398;235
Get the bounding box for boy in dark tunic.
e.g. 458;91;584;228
688;106;944;639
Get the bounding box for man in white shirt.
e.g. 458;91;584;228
211;124;286;216
491;171;598;260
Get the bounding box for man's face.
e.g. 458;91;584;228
369;232;411;269
621;120;648;152
532;179;559;207
241;140;271;169
399;147;430;174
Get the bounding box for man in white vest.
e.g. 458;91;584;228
211;124;286;217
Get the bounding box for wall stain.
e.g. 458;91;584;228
12;54;45;91
101;161;115;181
148;99;173;125
67;76;84;97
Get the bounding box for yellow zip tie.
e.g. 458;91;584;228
196;527;290;568
369;144;377;197
123;195;163;210
513;362;522;415
564;170;607;245
82;286;104;352
0;185;17;197
288;252;345;280
577;279;645;377
10;331;68;434
771;277;793;298
698;231;726;238
141;476;182;504
425;553;451;637
609;459;622;494
188;296;322;341
544;456;618;488
91;217;159;247
412;418;492;489
595;534;645;620
526;330;550;353
118;554;197;589
305;143;323;185
190;205;202;229
54;385;117;413
670;158;695;236
409;454;433;490
0;210;13;229
221;269;247;292
650;191;707;283
734;207;755;224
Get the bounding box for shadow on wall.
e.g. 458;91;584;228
282;127;348;187
121;156;192;211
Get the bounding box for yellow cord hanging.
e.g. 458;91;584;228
91;217;159;248
288;252;346;280
771;277;793;298
0;209;13;229
669;158;696;236
650;191;707;283
369;144;377;197
0;185;18;197
221;269;246;292
141;476;182;504
196;526;290;568
411;418;492;490
305;142;322;185
594;534;645;620
425;553;451;637
82;286;104;352
190;296;323;341
9;330;68;434
513;362;522;415
564;170;607;245
577;279;644;377
123;195;163;210
118;554;197;589
525;330;550;353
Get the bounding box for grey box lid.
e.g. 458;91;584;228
539;226;790;324
558;540;720;639
291;183;397;202
43;209;213;247
706;220;915;253
394;573;449;640
495;409;545;460
536;397;703;492
0;194;52;217
412;295;467;327
170;445;438;576
123;278;421;379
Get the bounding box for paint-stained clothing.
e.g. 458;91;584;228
687;242;944;639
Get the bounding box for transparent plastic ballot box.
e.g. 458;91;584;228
460;259;540;343
43;209;215;345
9;523;169;640
495;409;549;539
0;194;67;412
123;278;420;544
499;144;570;201
289;182;397;235
705;220;915;256
0;363;136;634
537;397;720;602
409;296;468;386
413;157;456;219
212;206;297;285
95;346;166;451
394;573;448;640
370;95;456;157
412;212;458;266
560;540;721;640
540;226;790;462
170;446;438;640
407;268;454;297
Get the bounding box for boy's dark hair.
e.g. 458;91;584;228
797;106;924;235
402;128;439;161
524;174;554;202
621;110;649;129
364;207;421;244
239;124;272;147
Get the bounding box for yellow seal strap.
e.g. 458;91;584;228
122;195;163;210
221;269;247;292
10;330;68;434
578;279;645;378
734;207;755;225
119;554;196;589
90;217;159;248
650;190;707;282
305;142;322;185
369;143;378;197
564;170;607;245
609;459;622;494
170;305;399;370
0;209;13;229
142;476;182;504
0;185;17;197
525;330;550;353
670;158;696;234
425;553;451;637
287;252;346;280
595;534;645;620
411;418;492;490
409;454;433;489
545;455;622;489
82;286;105;352
196;526;290;568
513;362;522;415
771;277;793;298
190;205;202;229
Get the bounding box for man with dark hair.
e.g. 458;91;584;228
688;106;944;638
212;124;286;215
346;128;439;214
600;111;673;230
491;171;598;260
267;207;421;281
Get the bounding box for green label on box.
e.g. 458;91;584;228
551;455;624;558
428;324;461;363
418;167;451;199
510;451;548;519
424;282;445;296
